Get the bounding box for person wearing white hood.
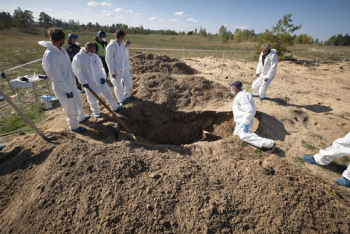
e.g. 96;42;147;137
252;43;278;100
72;42;122;117
230;81;276;153
38;28;90;133
105;30;132;107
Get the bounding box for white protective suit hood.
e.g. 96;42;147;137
39;40;76;94
72;48;107;92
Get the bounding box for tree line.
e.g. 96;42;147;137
0;7;178;35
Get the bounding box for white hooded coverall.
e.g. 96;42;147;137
39;41;86;130
314;132;350;180
232;89;274;148
252;49;278;98
72;48;120;115
105;40;132;103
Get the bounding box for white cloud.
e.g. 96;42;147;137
44;8;52;11
204;22;206;24
169;18;178;22
232;25;249;30
88;2;99;6
115;8;123;13
175;12;185;16
149;17;157;21
186;18;198;23
28;8;37;11
136;1;142;3
101;2;112;6
102;10;114;17
158;19;164;21
134;13;142;16
125;10;133;13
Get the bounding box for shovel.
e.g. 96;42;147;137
0;89;55;141
86;86;137;142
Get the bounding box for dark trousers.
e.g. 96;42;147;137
100;56;109;78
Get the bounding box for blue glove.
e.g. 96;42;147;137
83;83;89;88
241;124;249;133
66;92;74;99
100;78;106;85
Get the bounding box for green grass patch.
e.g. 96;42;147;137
0;102;47;134
302;140;317;150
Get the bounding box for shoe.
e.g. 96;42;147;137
125;97;132;101
259;97;265;100
78;89;85;93
335;177;350;187
119;102;124;107
251;94;258;97
71;126;87;133
79;115;91;123
94;113;101;118
0;145;6;151
265;143;276;154
114;107;122;112
301;156;320;165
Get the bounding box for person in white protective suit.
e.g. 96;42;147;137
39;28;90;133
252;43;278;100
72;42;122;117
105;30;133;107
301;133;350;188
230;81;276;153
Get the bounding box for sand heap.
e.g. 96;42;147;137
1;53;350;233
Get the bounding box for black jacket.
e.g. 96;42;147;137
66;42;81;62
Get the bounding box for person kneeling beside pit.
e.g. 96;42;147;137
230;81;276;153
72;42;122;118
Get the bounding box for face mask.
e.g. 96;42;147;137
231;90;236;95
61;43;65;47
75;42;80;46
126;45;130;48
88;52;94;57
102;38;106;42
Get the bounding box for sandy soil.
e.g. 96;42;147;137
1;53;350;233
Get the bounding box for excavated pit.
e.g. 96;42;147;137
118;102;262;145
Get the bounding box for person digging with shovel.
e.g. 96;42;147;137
72;42;122;118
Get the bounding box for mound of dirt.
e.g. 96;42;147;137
2;54;350;233
1;131;350;233
131;53;196;75
131;74;231;111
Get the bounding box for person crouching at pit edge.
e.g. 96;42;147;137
105;30;133;108
38;28;90;133
230;81;276;153
72;42;122;118
252;43;278;100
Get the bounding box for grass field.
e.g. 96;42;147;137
0;28;350;142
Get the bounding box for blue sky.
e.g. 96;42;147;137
1;0;349;41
